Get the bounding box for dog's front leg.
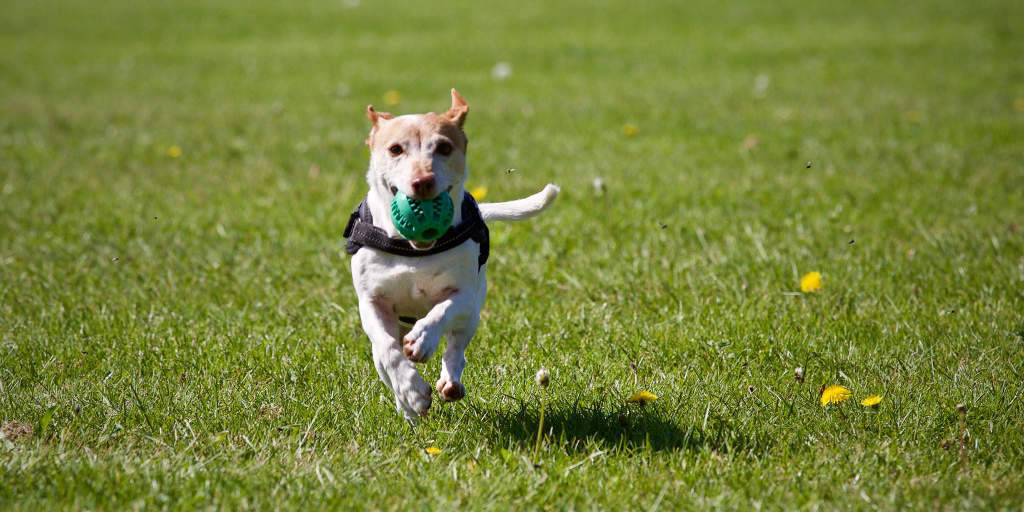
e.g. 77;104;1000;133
434;314;479;402
359;297;432;420
402;289;474;364
403;290;481;402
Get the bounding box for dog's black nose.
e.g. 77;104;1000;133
411;175;435;197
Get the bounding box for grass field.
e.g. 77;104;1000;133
2;0;1023;509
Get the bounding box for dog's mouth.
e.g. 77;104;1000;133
381;180;454;251
385;180;453;201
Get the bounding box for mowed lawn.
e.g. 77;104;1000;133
1;0;1023;509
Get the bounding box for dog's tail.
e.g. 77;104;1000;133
478;184;559;222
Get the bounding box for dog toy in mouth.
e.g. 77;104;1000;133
390;191;454;243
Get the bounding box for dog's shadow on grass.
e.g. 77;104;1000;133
463;398;772;455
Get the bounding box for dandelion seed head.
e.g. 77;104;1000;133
752;73;771;98
536;368;550;388
491;62;513;80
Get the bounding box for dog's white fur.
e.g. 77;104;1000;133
350;89;558;420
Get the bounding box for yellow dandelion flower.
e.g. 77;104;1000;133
167;145;182;158
860;395;882;408
1015;98;1024;111
820;385;852;407
469;185;488;201
383;90;402;106
800;271;823;293
627;391;658;404
621;123;638;136
905;110;922;123
425;446;441;455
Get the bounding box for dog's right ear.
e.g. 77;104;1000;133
366;105;394;125
365;105;394;146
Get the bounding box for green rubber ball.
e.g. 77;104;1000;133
390;191;454;243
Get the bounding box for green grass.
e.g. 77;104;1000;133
2;0;1023;509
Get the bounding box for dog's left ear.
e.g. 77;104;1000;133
443;89;469;128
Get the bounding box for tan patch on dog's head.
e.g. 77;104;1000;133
365;89;469;152
366;114;467;154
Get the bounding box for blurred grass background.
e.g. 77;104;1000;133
1;0;1022;509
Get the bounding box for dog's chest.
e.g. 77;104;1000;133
351;242;481;316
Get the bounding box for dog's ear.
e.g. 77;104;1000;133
365;105;394;146
366;105;394;126
443;89;469;128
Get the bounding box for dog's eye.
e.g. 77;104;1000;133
388;144;403;156
435;142;452;156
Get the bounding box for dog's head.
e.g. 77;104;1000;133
365;89;469;206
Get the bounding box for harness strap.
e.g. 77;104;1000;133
344;191;489;268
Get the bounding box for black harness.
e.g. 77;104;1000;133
343;191;489;268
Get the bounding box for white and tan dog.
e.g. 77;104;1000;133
347;89;558;420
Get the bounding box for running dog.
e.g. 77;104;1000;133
344;89;558;420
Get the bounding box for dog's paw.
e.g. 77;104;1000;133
403;324;441;363
435;378;465;402
395;373;432;419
